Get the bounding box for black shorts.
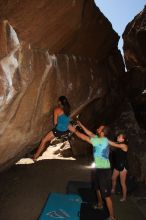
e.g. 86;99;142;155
93;169;112;198
52;127;69;138
114;161;128;171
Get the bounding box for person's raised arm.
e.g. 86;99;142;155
68;124;91;144
77;121;96;138
108;140;128;152
74;130;92;144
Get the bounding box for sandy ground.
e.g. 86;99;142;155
0;141;146;220
0;157;92;220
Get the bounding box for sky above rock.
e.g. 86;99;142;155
95;0;146;53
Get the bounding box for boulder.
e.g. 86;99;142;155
122;5;146;180
123;5;146;70
0;0;125;170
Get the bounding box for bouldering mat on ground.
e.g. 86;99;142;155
38;192;82;220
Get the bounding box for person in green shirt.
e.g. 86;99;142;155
71;122;127;220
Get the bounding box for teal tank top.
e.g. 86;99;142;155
56;114;70;132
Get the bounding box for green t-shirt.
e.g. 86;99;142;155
90;135;110;169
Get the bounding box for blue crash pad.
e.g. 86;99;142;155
39;193;82;220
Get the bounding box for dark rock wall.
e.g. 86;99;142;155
123;5;146;180
0;0;118;59
0;20;124;171
123;5;146;69
0;0;126;171
123;5;146;97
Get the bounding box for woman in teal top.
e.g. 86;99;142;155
55;114;70;132
34;96;72;159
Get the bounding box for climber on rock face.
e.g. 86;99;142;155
33;96;74;160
